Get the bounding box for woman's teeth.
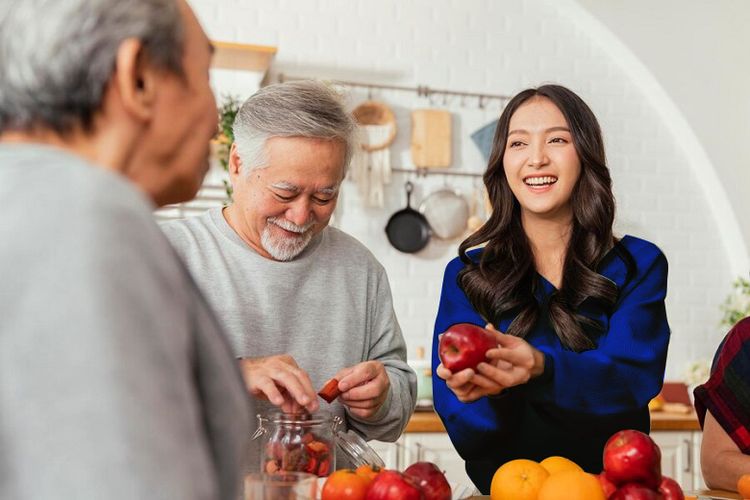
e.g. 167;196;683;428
524;176;557;186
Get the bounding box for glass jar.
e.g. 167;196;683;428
252;410;385;477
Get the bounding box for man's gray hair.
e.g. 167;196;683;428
232;80;357;175
0;0;184;134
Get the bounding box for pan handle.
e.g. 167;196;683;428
405;181;414;208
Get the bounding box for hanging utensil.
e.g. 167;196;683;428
385;181;431;253
419;186;470;240
411;109;452;168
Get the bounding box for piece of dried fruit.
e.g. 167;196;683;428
318;378;342;403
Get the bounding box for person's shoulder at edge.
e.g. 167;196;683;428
32;153;158;235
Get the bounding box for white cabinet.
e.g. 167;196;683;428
369;439;403;470
370;434;477;492
651;430;705;491
402;433;475;490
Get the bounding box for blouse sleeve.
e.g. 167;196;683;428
528;247;670;414
431;257;519;461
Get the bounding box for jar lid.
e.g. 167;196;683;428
268;409;332;426
334;427;386;469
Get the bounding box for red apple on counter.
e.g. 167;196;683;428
657;476;684;500
598;472;618;498
438;323;497;372
603;430;662;489
610;483;662;499
403;462;451;500
364;470;423;500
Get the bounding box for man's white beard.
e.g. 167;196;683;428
260;217;315;261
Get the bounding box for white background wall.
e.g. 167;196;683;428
191;0;748;381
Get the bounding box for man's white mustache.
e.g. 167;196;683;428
267;217;315;234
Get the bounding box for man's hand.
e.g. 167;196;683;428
238;355;319;413
333;361;390;419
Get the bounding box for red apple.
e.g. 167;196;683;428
610;483;662;499
438;323;497;372
603;430;662;489
598;472;618;498
657;476;684;500
365;470;423;500
403;462;451;500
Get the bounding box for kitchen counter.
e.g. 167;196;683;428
404;407;701;433
466;492;738;500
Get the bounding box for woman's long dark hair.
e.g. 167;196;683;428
458;84;630;352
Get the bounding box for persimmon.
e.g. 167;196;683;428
354;463;382;488
321;469;368;500
737;473;750;499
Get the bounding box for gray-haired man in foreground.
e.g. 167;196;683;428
161;81;416;470
0;1;248;498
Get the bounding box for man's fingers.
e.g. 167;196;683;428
337;361;381;392
252;377;286;406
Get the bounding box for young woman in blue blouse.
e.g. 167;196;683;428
432;84;670;493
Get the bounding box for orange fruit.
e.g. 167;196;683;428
490;459;549;500
738;473;750;499
537;470;605;500
539;456;583;476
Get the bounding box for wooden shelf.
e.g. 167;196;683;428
211;41;277;73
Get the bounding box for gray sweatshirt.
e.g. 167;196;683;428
161;208;416;469
0;145;249;500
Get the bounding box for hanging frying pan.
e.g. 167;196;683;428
385;181;431;253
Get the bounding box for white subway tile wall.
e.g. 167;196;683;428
189;0;736;381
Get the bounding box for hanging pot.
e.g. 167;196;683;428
385;182;431;253
419;187;470;240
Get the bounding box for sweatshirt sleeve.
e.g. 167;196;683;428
0;198;233;499
345;263;417;442
431;257;519;461
529;244;670;414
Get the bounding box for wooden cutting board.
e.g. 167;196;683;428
411;109;452;168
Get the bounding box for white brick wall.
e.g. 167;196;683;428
190;0;740;381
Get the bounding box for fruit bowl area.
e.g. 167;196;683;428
314;479;478;500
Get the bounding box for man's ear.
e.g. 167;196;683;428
228;143;242;177
112;38;157;122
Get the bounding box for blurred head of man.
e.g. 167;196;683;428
225;81;356;261
0;0;217;206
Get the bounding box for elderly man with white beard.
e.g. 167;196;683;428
161;80;416;470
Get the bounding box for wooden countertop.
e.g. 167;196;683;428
404;408;701;433
466;493;738;500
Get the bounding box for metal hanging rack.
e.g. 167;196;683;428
390;166;483;178
277;74;494;179
277;73;510;109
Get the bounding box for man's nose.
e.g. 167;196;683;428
285;199;313;227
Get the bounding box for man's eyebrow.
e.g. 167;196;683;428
318;186;338;196
270;181;299;192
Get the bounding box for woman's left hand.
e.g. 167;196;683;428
476;326;545;389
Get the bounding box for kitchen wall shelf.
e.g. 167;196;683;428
211;41;277;73
278;73;510;110
391;166;483;179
